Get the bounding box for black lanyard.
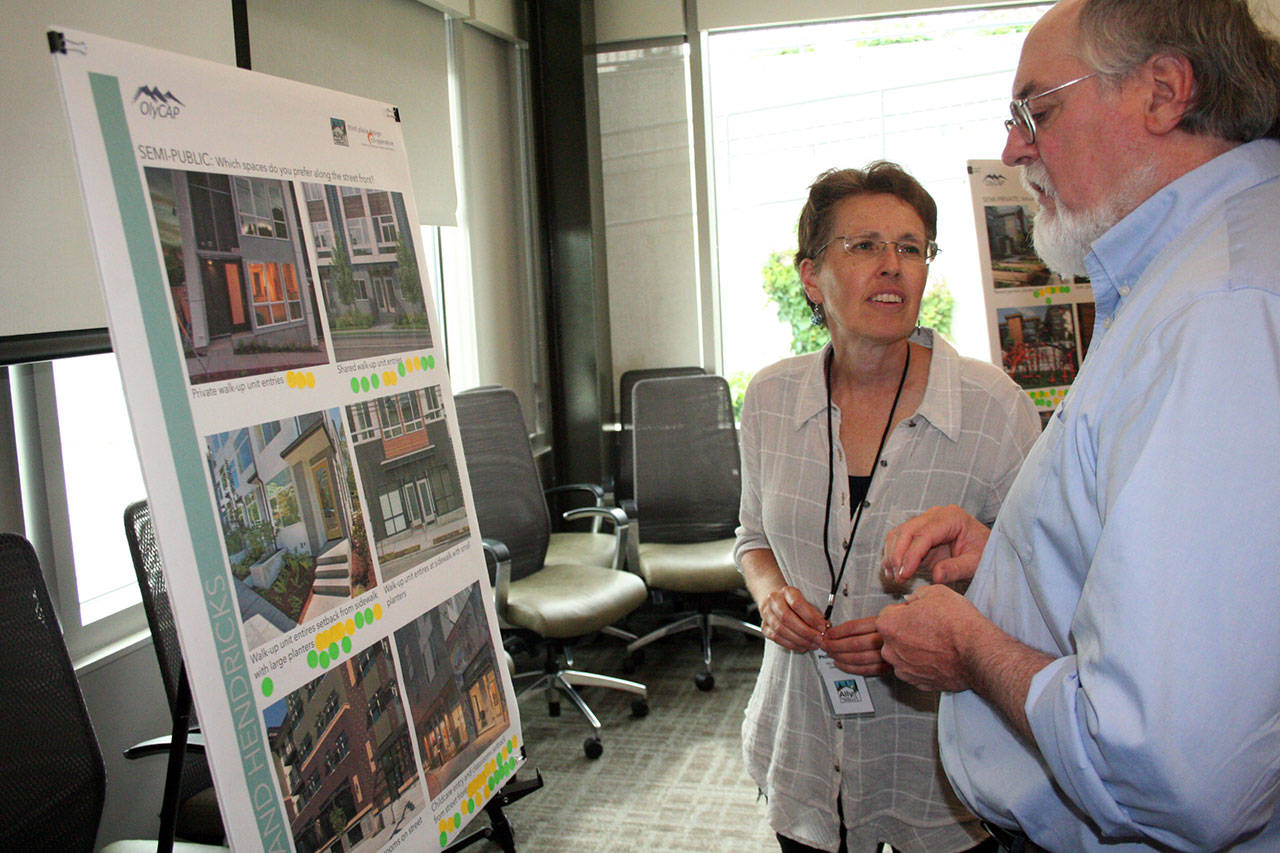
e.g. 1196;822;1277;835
821;345;910;622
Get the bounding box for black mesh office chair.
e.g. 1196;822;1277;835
0;532;224;853
455;386;649;758
624;374;763;690
614;366;706;504
122;500;224;846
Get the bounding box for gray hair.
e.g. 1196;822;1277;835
1076;0;1280;141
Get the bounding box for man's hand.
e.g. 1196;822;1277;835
822;615;891;676
876;584;984;692
882;504;992;585
878;585;1054;739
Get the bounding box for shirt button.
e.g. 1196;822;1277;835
836;721;844;729
879;459;888;467
833;764;840;774
1104;317;1113;329
1118;285;1131;296
906;420;916;428
842;538;850;549
861;500;870;508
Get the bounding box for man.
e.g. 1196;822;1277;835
873;0;1280;849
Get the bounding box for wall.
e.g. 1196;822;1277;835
0;1;234;339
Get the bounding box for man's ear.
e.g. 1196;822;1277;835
1144;52;1196;135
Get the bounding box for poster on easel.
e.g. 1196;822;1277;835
967;159;1096;425
50;27;521;852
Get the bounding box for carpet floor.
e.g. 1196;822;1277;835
494;618;777;852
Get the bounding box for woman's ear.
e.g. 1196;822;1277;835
799;257;824;305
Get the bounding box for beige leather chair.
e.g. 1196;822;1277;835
455;386;649;759
624;374;763;691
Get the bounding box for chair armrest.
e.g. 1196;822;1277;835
562;506;632;573
481;537;512;620
544;482;605;505
545;483;606;532
124;730;205;760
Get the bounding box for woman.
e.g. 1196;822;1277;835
736;162;1040;852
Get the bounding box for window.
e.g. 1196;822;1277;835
706;6;1052;383
347;218;372;256
260;420;281;445
266;469;301;528
249;261;303;327
233;176;289;239
375;214;398;247
379;489;407;535
188;171;239;252
347;402;377;444
8;353;148;661
236;430;255;475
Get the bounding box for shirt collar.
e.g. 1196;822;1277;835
791;327;964;442
1086;139;1280;323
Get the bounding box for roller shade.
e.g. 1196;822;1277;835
247;0;458;227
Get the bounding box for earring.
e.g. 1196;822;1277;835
810;304;825;327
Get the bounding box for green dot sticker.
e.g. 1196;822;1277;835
329;642;339;659
365;606;374;623
349;378;359;393
439;831;449;847
360;376;370;392
371;373;380;389
397;361;406;376
355;610;365;629
307;649;318;668
319;651;330;669
341;636;352;653
261;677;274;697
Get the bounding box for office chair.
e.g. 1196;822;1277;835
624;374;763;691
0;532;224;853
455;386;649;758
122;500;224;847
614;366;706;504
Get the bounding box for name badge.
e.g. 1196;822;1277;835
812;649;875;717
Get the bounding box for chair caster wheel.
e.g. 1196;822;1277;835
549;701;561;717
622;650;644;674
631;698;649;718
695;672;715;691
584;737;603;759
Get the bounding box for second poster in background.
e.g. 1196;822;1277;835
968;159;1096;424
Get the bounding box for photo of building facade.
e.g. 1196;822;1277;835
145;167;328;383
265;638;423;853
205;408;375;648
302;183;434;362
345;385;468;579
394;582;510;798
998;304;1080;390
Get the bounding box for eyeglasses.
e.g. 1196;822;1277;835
816;235;939;265
1004;72;1097;145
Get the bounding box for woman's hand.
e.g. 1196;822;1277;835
822;616;892;675
758;584;827;653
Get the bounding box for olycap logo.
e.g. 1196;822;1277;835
134;85;184;120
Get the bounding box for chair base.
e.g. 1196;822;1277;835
626;609;763;689
514;642;648;758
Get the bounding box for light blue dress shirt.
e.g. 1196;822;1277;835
940;138;1280;851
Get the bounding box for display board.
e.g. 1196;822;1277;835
968;159;1096;424
51;27;521;852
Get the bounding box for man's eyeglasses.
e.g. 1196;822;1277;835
1004;72;1097;145
816;235;939;265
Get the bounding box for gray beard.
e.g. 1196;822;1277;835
1023;163;1156;279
